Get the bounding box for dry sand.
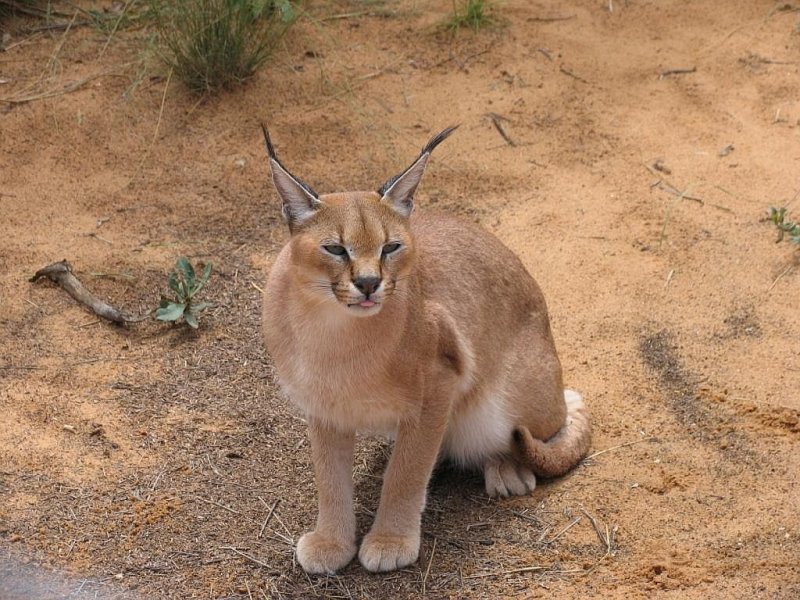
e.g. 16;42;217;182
1;1;799;598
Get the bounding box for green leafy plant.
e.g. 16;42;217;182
150;0;297;93
445;0;495;31
156;257;213;328
769;206;800;245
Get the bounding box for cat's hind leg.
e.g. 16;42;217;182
483;455;537;497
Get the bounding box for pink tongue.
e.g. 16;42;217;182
359;300;376;308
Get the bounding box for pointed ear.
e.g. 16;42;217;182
261;123;321;230
378;125;459;218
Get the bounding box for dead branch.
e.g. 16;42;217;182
659;66;696;80
464;565;550;579
219;546;277;573
559;65;589;84
585;436;658;460
529;15;576;23
487;112;516;146
29;260;148;325
543;516;582;544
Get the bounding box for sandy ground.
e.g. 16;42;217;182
1;1;799;598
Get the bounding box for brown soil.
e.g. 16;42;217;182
2;1;799;598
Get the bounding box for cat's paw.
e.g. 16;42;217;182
484;456;537;498
358;531;420;572
296;531;356;574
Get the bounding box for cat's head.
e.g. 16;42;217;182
262;125;457;317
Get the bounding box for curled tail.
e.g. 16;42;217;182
513;390;592;477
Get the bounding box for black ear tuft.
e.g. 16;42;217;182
377;126;458;217
260;122;277;160
260;123;322;229
421;125;459;156
377;126;459;197
260;122;320;201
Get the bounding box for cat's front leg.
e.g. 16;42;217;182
358;394;450;572
296;417;357;574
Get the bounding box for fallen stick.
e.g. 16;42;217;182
659;66;696;80
218;546;275;571
543;516;582;545
559;65;589;84
29;260;148;325
464;565;548;579
529;15;576;22
585;436;658;460
488;112;516;147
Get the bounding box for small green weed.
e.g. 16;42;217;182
769;207;800;245
445;0;495;31
150;0;296;93
156;257;213;329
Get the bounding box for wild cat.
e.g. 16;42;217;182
260;125;591;574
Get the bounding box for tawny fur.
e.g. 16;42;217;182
512;390;592;477
261;126;591;575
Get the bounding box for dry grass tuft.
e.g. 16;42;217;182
150;0;295;93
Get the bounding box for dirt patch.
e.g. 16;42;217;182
2;0;800;598
638;329;718;435
639;330;695;396
721;306;763;339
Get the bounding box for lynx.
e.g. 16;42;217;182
261;125;591;574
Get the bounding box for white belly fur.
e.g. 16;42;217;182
441;391;514;468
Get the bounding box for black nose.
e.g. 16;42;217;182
353;276;381;296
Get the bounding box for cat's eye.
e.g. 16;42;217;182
323;244;347;257
382;242;401;255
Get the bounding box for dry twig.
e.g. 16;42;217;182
29;260;148;324
544;516;582;544
585;436;658;460
194;496;239;514
529;15;576;22
98;0;134;59
464;565;548;579
422;537;436;595
643;163;704;203
487;112;515;146
258;499;280;539
219;546;275;571
559;65;589;84
659;66;696;80
768;263;794;292
580;509;617;557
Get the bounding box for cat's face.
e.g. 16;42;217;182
288;192;415;317
262;125;456;318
